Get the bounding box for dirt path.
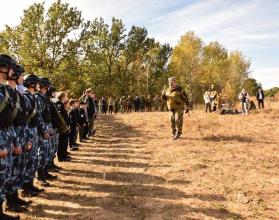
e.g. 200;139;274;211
18;111;279;220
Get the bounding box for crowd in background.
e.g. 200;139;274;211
81;94;168;116
203;85;265;115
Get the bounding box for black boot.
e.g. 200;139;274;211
21;183;39;197
44;169;57;181
47;165;59;173
48;162;61;172
21;182;44;197
0;201;20;220
13;191;32;206
5;193;28;212
37;168;50;187
29;182;44;193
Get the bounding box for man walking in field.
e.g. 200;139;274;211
162;77;189;140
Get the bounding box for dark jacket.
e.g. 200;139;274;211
56;101;70;127
50;102;59;129
69;108;79;127
85;96;95;118
256;90;265;100
78;108;88;125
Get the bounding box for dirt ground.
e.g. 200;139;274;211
14;102;279;220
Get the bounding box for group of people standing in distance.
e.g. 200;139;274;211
203;85;265;115
92;94;167;115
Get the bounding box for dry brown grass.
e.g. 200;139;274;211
13;102;279;220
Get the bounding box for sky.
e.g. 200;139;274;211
0;0;278;88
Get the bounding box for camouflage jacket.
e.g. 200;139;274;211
162;85;189;110
35;92;49;135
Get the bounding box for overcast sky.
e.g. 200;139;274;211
1;0;278;88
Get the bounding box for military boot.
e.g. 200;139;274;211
29;182;44;193
0;201;20;220
21;183;39;197
13;192;32;206
37;168;50;187
47;162;61;172
44;169;57;181
5;193;28;212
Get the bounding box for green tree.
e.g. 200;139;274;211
242;78;260;96
0;0;88;92
170;31;203;102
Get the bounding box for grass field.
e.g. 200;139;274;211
12;102;279;220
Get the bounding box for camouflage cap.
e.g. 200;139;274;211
168;77;176;82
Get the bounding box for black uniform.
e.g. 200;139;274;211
85;96;96;136
78;108;89;141
68;108;79;149
56;101;70;161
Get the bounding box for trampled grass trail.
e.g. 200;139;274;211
16;108;279;220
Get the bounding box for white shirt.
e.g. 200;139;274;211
203;94;211;104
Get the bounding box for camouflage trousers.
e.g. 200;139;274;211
22;127;39;184
169;109;184;134
0;128;13;202
48;128;58;166
4;126;26;195
38;123;52;169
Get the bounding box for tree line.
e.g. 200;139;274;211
0;0;262;103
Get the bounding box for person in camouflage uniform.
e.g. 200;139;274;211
46;86;60;172
113;97;119;114
0;54;20;220
119;96;126;113
4;64;32;212
209;85;218;112
162;77;189;140
35;78;55;187
146;95;152;112
126;96;132;113
153;95;159;111
108;96;114;114
21;74;44;197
